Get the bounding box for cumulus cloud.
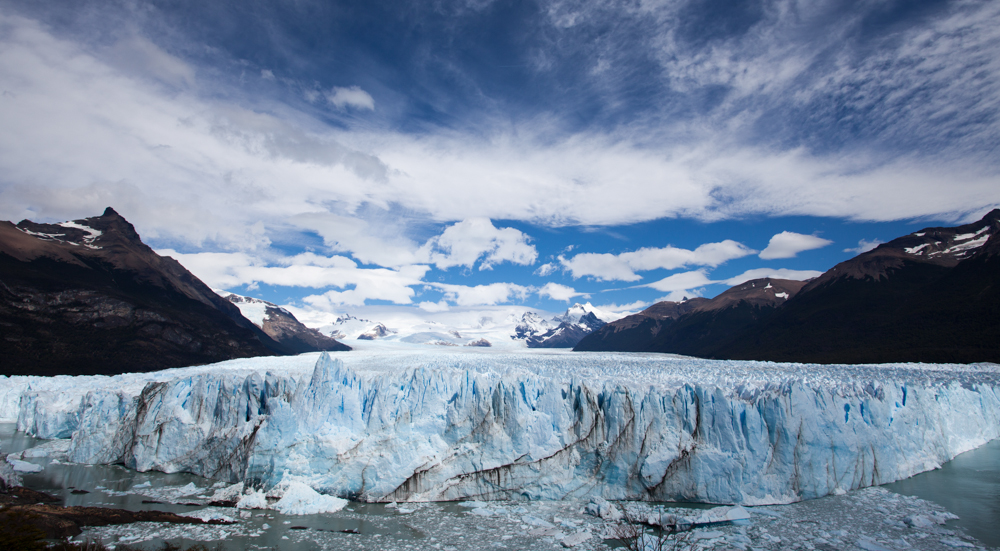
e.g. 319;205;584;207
159;249;429;306
560;240;755;281
723;268;823;286
643;270;714;293
537;282;588;302
433;282;534;306
843;239;883;254
418;218;537;270
759;232;833;260
326;85;375;110
418;300;450;312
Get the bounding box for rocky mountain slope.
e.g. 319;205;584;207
713;209;1000;363
0;208;331;376
576;209;1000;363
217;291;350;354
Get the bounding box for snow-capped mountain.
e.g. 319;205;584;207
318;313;397;341
216;291;349;354
513;303;622;348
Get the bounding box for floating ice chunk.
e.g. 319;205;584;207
939;536;976;548
691;530;725;541
560;531;591;547
522;515;555;528
6;457;42;473
236;489;269;510
272;481;348;515
689;505;751;525
21;439;71;458
181;509;236;523
210;482;244;503
856;537;898;551
584;496;622;521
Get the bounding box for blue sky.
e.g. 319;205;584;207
1;0;998;320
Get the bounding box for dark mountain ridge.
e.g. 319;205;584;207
0;208;347;376
575;209;1000;364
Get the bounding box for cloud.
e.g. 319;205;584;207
560;240;755;281
723;268;823;286
326;86;375;110
159;249;429;306
537;282;588;302
260;69;275;81
1;9;998;261
419;218;537;270
843;239;883;254
759;232;833;260
534;262;558;276
433;282;534;306
643;270;713;293
418;300;450;312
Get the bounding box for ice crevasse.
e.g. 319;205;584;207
6;351;1000;505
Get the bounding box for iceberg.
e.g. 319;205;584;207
3;349;999;505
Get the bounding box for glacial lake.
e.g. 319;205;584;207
3;423;997;550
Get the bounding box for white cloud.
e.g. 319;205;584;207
559;252;641;282
433;282;533;306
1;10;997;261
537;282;588;302
326;85;375;110
759;232;833;260
418;300;451;312
843;239;883;254
534;262;558;276
159;249;429;307
723;268;823;286
419;218;537;270
260;69;275;81
560;240;755;281
643;270;713;293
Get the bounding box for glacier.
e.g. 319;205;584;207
2;345;999;505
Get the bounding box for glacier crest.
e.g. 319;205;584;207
7;352;1000;505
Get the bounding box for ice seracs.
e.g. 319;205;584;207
4;348;1000;507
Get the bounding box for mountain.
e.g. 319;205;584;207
576;209;1000;364
574;279;807;354
573;297;709;352
217;291;350;353
1;208;301;376
640;278;808;357
712;210;1000;363
516;303;618;348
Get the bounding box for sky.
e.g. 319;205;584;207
1;0;998;323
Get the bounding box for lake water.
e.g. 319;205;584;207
3;423;997;550
882;438;1000;548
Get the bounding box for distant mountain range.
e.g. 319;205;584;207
513;303;617;348
0;208;347;376
216;291;349;354
577;209;1000;364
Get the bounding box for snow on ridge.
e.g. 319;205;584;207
4;349;1000;506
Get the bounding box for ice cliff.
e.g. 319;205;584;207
3;349;1000;505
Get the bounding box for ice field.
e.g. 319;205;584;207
4;344;999;508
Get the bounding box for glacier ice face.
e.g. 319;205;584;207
4;347;1000;505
